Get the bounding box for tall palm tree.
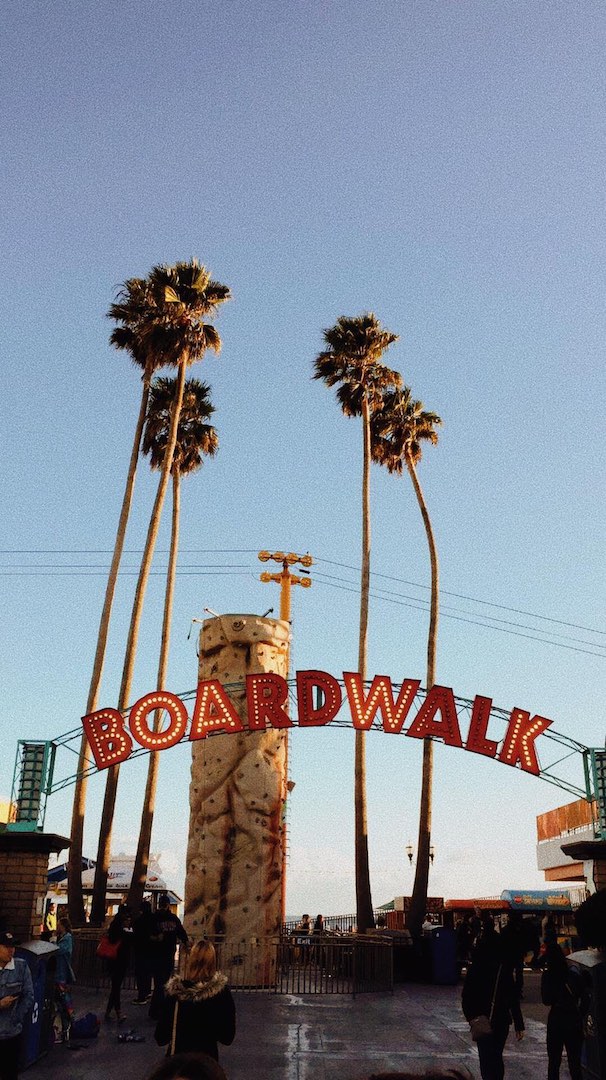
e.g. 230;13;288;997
314;314;400;931
127;376;218;912
67;277;172;925
371;386;442;937
90;260;230;924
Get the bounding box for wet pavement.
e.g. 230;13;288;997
26;973;550;1079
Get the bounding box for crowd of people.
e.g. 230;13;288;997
0;893;603;1080
458;909;589;1080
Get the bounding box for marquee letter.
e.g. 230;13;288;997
499;708;552;775
246;673;292;731
82;708;133;770
296;670;342;726
190;679;243;740
406;685;463;746
129;691;188;751
344;673;421;733
465;695;498;758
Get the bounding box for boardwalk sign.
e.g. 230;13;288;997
82;670;552;777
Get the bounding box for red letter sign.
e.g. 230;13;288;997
296;670;342;726
344;673;421;733
82;708;133;770
129;691;189;751
499;708;552;774
246;673;292;730
406;685;463;746
465;695;498;759
190;680;244;740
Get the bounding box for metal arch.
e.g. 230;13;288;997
44;677;593;802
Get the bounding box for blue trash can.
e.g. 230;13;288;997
428;926;458;985
568;949;606;1080
17;939;58;1068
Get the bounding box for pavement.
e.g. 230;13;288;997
26;973;550;1080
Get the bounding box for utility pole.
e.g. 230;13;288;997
258;550;313;927
258;550;313;621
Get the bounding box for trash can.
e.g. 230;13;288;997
568;949;606;1080
17;939;58;1069
427;926;458;985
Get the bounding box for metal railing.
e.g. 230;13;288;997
72;930;393;996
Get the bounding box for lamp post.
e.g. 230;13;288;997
406;843;435;865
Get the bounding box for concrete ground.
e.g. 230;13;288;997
26;973;551;1080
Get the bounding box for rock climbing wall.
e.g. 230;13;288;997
184;614;290;983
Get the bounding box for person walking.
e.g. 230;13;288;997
541;942;586;1080
462;918;524;1079
0;930;34;1080
104;905;133;1022
132;899;154;1005
149;896;188;1020
54;916;75;1041
154;940;235;1063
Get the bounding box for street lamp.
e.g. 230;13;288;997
405;843;435;865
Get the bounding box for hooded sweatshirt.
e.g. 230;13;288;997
154;971;236;1060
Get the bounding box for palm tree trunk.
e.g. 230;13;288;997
67;370;151;926
90;354;189;924
355;396;375;932
407;455;440;938
127;467;180;911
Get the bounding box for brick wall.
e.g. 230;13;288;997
593;860;606;892
0;849;48;938
0;832;70;941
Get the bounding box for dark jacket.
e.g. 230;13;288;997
150;909;188;961
462;933;524;1033
154;971;236;1060
541;958;587;1020
107;915;133;973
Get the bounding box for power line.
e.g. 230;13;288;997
0;548;602;649
312;575;606;660
314;571;606;651
317;557;606;637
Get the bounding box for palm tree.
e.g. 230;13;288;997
67;277;171;925
371;386;442;938
90;260;230;924
314;314;400;931
127;376;218;912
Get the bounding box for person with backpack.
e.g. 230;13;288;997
541;943;585;1080
0;930;34;1080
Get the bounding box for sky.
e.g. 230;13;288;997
1;0;605;917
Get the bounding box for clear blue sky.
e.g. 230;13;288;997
2;0;605;914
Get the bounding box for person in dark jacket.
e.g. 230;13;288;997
149;895;189;1019
132;899;154;1004
104;905;133;1022
541;943;585;1080
154;940;235;1062
461;919;524;1079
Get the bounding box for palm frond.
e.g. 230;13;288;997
371;385;442;468
143;375;219;474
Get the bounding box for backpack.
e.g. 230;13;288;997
71;1012;101;1038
